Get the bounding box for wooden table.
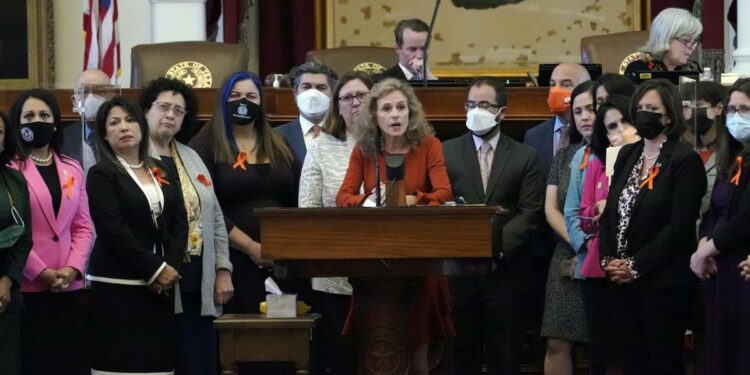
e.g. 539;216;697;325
214;313;321;375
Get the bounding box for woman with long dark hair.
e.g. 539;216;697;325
8;89;93;375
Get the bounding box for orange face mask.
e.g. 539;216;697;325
547;86;572;114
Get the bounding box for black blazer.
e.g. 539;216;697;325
599;137;707;288
710;158;750;254
0;167;32;289
523;117;555;181
443;132;544;293
375;64;409;82
274;118;307;162
86;159;187;283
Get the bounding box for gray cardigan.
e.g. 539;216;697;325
151;141;233;317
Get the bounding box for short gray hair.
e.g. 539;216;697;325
290;62;338;91
641;8;702;59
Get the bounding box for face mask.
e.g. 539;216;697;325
690;107;715;136
726;112;750;143
466;108;499;136
296;89;330;119
83;94;107;121
547;86;572;114
633;111;665;140
19;122;57;148
227;98;261;126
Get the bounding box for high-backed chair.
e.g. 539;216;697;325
130;41;249;88
580;31;649;74
305;46;398;76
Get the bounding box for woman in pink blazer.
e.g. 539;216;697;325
9;89;93;375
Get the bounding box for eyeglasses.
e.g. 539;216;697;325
726;105;750;116
464;101;501;111
152;101;187;117
338;92;369;104
673;37;700;49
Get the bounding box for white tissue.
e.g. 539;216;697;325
264;277;284;295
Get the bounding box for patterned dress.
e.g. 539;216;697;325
541;143;588;342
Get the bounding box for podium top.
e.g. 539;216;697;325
256;206;500;260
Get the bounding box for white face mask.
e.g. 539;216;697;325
82;93;107;121
296;89;330;119
466;107;499;136
726;112;750;142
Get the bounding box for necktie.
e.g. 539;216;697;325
480;141;493;192
557;125;570;155
85;129;97;155
311;124;321;139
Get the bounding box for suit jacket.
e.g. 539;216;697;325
599;136;706;288
375;64;409;82
275;118;307;162
443;132;544;293
61;121;96;176
523;117;555;181
0;167;33;290
710;158;750;255
12;154;93;292
86;159;187;284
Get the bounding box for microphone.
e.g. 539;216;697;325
374;136;383;207
422;0;442;87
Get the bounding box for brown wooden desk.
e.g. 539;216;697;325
0;87;550;142
214;313;321;375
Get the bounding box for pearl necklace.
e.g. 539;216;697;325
30;152;53;165
128;161;144;169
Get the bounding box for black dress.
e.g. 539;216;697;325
189;136;301;313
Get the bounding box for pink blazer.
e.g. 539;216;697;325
12;153;93;292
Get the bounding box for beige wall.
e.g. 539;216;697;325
54;0;152;89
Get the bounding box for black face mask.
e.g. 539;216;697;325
19;121;56;148
691;108;715;136
633;111;665;140
227;98;261;126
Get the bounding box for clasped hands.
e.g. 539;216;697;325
604;259;634;284
39;266;79;293
148;264;180;295
408;58;436;80
690;237;719;280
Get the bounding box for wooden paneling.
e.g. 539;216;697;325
0;87;550;142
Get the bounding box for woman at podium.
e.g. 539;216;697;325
336;78;454;374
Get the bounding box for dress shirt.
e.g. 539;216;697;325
553;115;569;156
299;115;322;150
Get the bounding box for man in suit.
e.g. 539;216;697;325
523;62;591;179
443;77;544;375
378;18;437;81
63;69;115;176
274;62;337;162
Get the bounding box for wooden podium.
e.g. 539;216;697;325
256;206;504;375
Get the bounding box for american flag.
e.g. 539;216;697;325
83;0;121;84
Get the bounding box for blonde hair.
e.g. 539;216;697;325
355;78;434;157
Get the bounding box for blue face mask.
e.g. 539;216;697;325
726;112;750;143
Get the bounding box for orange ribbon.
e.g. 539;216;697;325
63;176;75;199
639;164;660;190
578;147;591;171
151;167;170;187
197;174;212;187
730;156;743;187
232;151;248;171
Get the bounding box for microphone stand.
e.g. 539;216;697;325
422;0;442;87
374;138;382;207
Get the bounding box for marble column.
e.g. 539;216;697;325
724;0;750;82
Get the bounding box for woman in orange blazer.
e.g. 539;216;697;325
9;89;93;375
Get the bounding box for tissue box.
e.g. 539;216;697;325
265;294;297;318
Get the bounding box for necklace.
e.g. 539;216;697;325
128;161;144;169
30;152;53;165
643;150;659;160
